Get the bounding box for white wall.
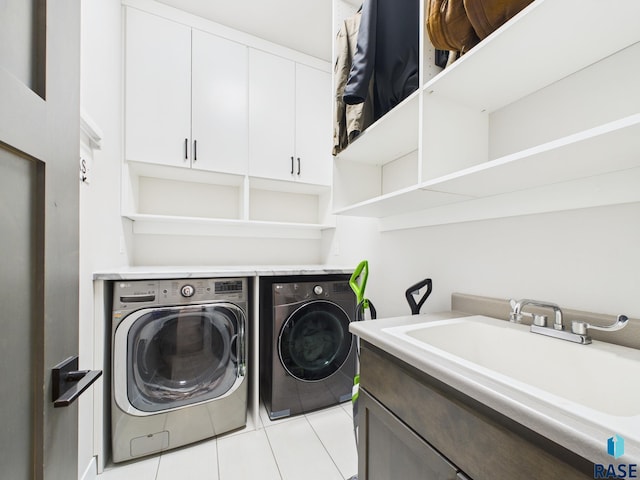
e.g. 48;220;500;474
79;1;129;478
351;203;640;320
132;234;323;266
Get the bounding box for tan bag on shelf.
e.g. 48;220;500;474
426;0;480;54
426;0;535;65
463;0;535;40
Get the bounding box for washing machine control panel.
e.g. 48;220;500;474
180;284;195;297
114;277;248;312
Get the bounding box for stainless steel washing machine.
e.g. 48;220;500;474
260;274;356;420
111;277;248;463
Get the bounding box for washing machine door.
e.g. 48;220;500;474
113;303;245;415
278;300;353;382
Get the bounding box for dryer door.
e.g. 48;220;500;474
278;300;353;382
113;303;245;415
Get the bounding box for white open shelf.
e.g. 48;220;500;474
335;114;640;219
424;0;640;113
332;0;640;226
335;90;420;166
124;213;334;239
123;161;335;238
381;166;640;231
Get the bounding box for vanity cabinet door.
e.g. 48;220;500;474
358;389;459;480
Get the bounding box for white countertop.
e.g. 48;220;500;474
93;265;353;280
350;312;640;465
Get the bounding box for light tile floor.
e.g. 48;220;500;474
98;402;357;480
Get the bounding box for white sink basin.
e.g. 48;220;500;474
383;315;640;417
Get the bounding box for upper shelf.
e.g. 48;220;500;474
335;0;640;167
335;90;420;166
335;114;640;219
426;0;640;113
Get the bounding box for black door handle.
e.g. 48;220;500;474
52;355;102;408
297;157;301;175
193;139;197;161
290;156;294;175
184;138;188;161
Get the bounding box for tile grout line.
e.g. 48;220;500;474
215;438;221;480
262;423;285;480
154;453;162;480
303;411;350;480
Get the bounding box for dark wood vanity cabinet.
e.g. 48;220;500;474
358;390;459;480
357;343;593;480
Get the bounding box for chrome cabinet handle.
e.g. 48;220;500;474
52;355;102;408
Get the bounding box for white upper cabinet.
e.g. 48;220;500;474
191;30;248;175
125;8;191;168
295;64;332;186
125;7;248;175
248;49;296;181
249;49;332;186
121;2;334;235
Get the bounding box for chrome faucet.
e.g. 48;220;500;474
509;298;629;345
509;298;563;330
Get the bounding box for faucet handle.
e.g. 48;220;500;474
571;315;629;335
509;299;539;323
532;314;547;327
509;299;521;322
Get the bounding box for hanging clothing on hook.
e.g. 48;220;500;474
333;9;374;155
343;0;419;121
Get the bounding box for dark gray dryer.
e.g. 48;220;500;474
260;274;356;420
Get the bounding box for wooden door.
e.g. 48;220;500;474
0;0;81;478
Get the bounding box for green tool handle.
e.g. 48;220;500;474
349;260;369;304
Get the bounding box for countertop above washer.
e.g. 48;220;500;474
93;265;354;280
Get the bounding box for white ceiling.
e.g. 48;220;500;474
155;0;334;61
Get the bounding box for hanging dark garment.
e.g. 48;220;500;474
343;0;419;121
333;10;374;155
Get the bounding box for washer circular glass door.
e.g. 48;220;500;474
278;300;352;382
114;303;245;414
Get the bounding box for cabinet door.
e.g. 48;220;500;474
358;390;459;480
192;30;248;175
295;64;332;186
248;49;295;181
125;8;191;167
